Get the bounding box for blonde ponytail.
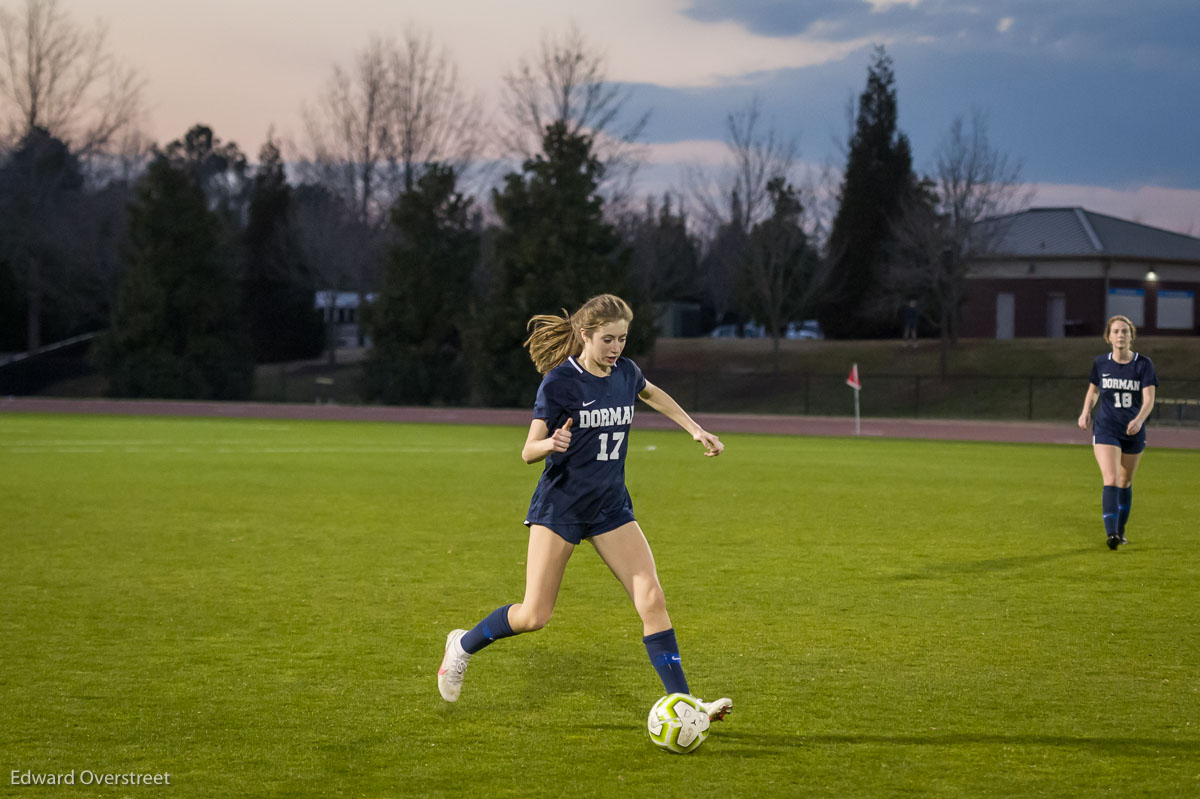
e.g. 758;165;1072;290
525;310;580;375
524;294;634;374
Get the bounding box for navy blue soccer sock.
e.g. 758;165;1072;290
460;604;517;655
1102;485;1120;536
1118;486;1133;533
643;628;689;695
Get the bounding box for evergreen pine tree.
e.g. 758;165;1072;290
363;164;479;404
472;121;649;407
242;140;324;363
700;190;749;327
96;155;253;398
0;127;85;350
819;46;915;338
626;194;700;304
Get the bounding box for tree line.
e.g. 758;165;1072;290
0;0;1024;405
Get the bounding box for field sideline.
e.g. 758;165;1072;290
2;411;1198;798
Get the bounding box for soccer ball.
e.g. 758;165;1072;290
647;693;710;754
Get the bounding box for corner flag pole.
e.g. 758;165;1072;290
846;363;862;436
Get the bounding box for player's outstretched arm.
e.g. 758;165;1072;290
522;418;573;464
638;381;724;457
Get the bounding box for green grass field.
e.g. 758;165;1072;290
2;413;1198;798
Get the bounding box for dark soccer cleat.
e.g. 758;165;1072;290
1107;534;1121;550
1118;533;1128;545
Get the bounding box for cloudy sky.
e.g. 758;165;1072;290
65;0;1200;234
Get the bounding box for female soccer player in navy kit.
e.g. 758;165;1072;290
1077;315;1157;550
437;294;732;723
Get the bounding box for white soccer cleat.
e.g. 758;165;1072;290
699;696;732;722
437;629;471;702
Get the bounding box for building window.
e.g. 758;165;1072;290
1107;288;1144;327
1157;290;1194;330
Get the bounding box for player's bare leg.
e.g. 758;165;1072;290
1092;443;1121;485
438;526;573;702
508;525;575;632
589;521;669;635
1117;450;1142;489
592;522;731;721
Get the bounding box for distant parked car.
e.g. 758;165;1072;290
708;324;739;338
785;320;824;340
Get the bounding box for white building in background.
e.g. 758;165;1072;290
314;291;376;349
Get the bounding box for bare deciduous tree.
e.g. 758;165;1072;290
0;0;144;352
392;28;481;191
299;29;481;231
687;97;807;326
688;97;799;236
300;37;401;232
298;28;480;362
501;24;647;204
0;0;142;154
740;177;821;369
891;110;1029;357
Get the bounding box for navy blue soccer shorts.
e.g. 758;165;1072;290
524;507;638;545
1093;427;1146;455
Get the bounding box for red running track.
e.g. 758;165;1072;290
5;397;1199;449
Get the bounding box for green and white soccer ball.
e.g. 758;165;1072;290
647;693;710;754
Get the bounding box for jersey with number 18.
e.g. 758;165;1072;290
1089;352;1158;437
525;356;646;526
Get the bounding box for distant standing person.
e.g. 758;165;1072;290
436;294;732;724
1076;315;1157;550
902;298;919;347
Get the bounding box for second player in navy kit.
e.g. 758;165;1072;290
437;294;732;725
1077;315;1158;550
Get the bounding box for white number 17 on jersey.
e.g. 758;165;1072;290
596;432;626;461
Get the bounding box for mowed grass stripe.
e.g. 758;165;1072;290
1;413;1197;799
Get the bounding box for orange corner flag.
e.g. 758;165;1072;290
846;363;861;390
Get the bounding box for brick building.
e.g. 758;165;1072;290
962;208;1200;338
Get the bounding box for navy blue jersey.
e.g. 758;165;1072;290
1089;352;1158;434
525;356;647;526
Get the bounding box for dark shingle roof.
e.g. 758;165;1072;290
978;207;1200;261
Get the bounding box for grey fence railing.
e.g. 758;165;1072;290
11;349;1198;425
1153;398;1200;425
644;370;1200;423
